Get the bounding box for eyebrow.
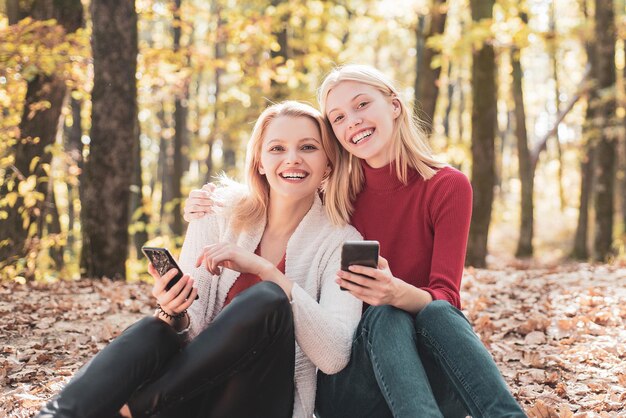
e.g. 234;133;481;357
266;137;321;145
327;93;368;115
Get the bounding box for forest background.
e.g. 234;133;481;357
1;0;626;416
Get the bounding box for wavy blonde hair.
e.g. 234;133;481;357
230;101;347;232
317;64;447;221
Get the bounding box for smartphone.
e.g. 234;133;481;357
141;246;198;299
340;240;380;291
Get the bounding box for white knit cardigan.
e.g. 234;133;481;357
177;192;363;418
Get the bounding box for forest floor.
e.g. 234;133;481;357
1;261;626;417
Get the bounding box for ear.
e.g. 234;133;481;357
391;98;401;118
258;162;265;175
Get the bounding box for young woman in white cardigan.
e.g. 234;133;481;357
37;101;362;418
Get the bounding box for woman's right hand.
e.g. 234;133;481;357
183;183;219;222
149;263;197;327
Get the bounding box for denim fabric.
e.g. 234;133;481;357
316;302;526;418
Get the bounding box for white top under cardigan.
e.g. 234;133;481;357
177;191;363;418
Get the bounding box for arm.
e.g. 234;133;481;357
289;230;363;374
178;215;221;339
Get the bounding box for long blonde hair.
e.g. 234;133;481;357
318;64;446;220
231;101;347;232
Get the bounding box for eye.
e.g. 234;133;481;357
357;101;369;109
331;114;344;124
301;144;318;151
269;145;285;152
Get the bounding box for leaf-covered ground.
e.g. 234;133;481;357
1;262;625;417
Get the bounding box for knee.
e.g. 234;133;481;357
253;281;291;314
362;305;414;336
415;300;468;332
125;316;181;348
242;281;293;333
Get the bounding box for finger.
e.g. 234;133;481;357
378;256;389;269
339;270;377;288
347;265;384;281
152;266;178;297
202;183;216;192
180;286;198;310
170;277;195;309
161;274;188;304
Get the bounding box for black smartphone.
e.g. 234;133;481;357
141;246;198;299
340;240;380;291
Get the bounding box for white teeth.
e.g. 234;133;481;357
280;172;307;179
351;129;373;144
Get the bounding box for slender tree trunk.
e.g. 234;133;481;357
270;0;290;100
572;142;594;259
512;47;533;258
622;40;626;235
549;0;566;211
414;0;448;129
206;0;224;181
130;117;149;256
466;0;497;267
64;97;83;251
442;63;454;138
592;0;616;260
81;0;138;279
0;0;83;271
171;0;186;236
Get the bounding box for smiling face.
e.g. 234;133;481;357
258;115;329;203
325;80;401;168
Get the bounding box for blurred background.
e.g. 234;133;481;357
0;0;624;282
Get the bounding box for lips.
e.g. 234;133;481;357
349;128;374;145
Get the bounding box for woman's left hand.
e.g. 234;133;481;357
196;243;273;276
336;256;400;306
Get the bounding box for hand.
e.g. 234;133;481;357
183;183;220;222
336;256;400;306
196;243;273;277
149;263;197;326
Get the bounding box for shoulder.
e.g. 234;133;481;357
427;166;472;197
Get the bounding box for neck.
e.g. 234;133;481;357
265;193;315;237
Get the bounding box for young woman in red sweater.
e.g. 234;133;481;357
184;65;525;417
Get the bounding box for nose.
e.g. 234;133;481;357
348;116;363;130
285;148;302;165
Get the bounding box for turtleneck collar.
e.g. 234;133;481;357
360;159;420;191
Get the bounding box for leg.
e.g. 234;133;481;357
36;317;182;418
316;305;443;418
414;300;526;418
128;281;294;418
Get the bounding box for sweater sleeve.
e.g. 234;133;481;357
177;215;220;340
290;228;363;375
423;169;472;309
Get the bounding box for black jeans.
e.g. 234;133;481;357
37;281;295;418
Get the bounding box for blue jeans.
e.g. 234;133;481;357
316;301;526;418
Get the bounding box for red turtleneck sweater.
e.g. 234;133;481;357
350;162;472;309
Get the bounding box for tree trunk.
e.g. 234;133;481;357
549;0;566;211
171;0;186;236
0;0;83;271
592;0;616;261
414;0;448;129
206;0;224;182
465;0;497;268
512;47;533;258
442;63;454;138
81;0;138;279
130;115;149;257
270;0;290;101
64;97;83;251
572;142;594;259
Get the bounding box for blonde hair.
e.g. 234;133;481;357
231;101;347;232
318;64;447;220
